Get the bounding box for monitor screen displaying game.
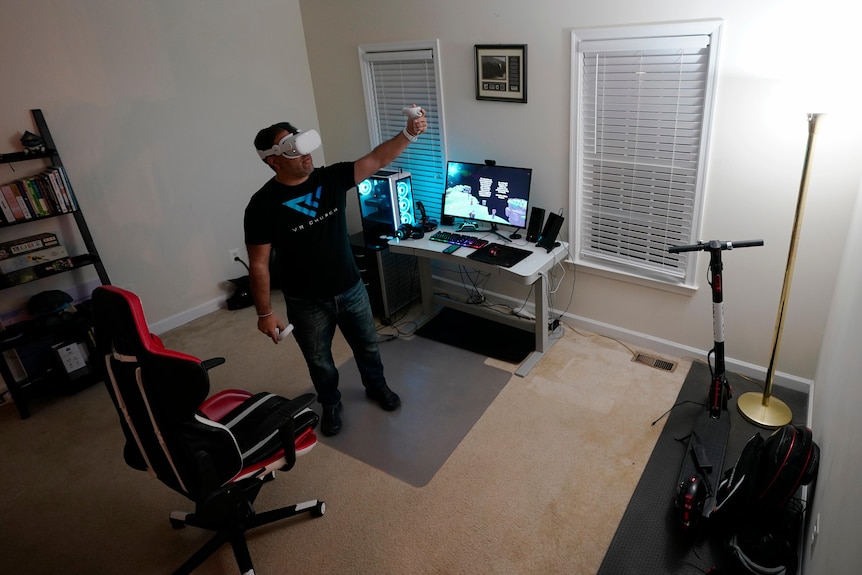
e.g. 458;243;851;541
442;161;532;229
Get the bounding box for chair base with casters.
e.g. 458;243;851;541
169;494;325;575
92;285;325;575
166;388;326;575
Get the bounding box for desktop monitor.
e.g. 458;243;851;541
357;170;415;244
442;161;532;230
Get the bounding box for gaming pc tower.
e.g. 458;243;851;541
357;170;416;245
353;170;419;324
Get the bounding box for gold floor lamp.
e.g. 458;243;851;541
737;113;823;428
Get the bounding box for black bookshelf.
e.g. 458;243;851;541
0;109;110;418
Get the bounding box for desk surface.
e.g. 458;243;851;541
386;226;568;283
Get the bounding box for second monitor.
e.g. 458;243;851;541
442;161;532;231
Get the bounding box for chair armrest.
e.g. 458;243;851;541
275;393;318;472
201;357;226;371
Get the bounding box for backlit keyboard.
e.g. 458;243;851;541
429;231;489;249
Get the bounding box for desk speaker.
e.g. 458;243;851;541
526;207;545;243
537;211;564;252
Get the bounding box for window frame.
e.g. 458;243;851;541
569;20;723;289
358;39;447;221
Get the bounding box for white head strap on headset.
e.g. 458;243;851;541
257;129;322;160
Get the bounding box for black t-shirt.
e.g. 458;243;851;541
244;162;359;299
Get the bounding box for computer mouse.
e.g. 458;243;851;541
489;247;499;256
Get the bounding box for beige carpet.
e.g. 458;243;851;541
0;300;690;574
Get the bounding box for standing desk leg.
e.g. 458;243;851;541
403;256;441;329
418;257;436;317
534;272;548;352
515;271;558;378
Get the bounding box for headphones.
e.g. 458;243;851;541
257;129;322;159
395;224;424;240
415;201;438;232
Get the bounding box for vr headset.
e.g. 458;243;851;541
257;129;322;160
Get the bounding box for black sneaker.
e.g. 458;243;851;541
365;384;401;411
321;401;343;436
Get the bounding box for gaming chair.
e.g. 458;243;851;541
92;285;324;574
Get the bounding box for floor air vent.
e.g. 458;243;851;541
632;353;677;372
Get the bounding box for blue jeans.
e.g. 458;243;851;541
285;279;386;406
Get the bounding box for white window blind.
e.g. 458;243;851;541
360;41;446;219
571;22;722;285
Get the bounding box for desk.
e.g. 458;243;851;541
387;226;568;376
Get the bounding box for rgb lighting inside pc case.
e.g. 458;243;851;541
357;170;415;244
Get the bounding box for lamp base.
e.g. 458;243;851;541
737;391;793;428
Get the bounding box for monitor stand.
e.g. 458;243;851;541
489;223;513;243
458;221;513;243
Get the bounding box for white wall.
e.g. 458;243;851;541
0;0;322;328
298;0;862;383
803;179;862;573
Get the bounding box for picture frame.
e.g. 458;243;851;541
475;44;527;103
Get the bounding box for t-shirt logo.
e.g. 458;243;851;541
283;186;322;217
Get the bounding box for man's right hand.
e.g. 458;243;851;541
257;314;284;343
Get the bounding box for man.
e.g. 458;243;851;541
244;107;427;436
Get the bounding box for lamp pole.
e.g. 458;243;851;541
738;113;823;428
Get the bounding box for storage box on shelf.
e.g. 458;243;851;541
0;109;110;419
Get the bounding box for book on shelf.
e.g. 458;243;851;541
0;257;76;288
0;184;26;221
0;193;15;223
0;245;69;274
45;169;71;212
0;232;61;260
0;233;69;286
35;174;62;214
20;179;47;217
0;166;78;223
52;166;78;210
11;182;35;219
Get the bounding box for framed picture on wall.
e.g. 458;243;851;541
475;44;527;103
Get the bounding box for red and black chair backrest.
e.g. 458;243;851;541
93;286;242;499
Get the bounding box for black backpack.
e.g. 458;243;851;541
714;424;819;519
712;425;820;574
755;425;820;510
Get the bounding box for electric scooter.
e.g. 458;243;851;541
668;239;763;532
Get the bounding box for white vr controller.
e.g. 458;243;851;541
402;106;424;118
276;324;294;341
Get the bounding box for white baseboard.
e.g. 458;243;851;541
432;276;812;396
560;312;812;395
149;296;226;335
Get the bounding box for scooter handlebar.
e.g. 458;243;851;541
668;239;764;253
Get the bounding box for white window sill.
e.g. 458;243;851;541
567;258;699;296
